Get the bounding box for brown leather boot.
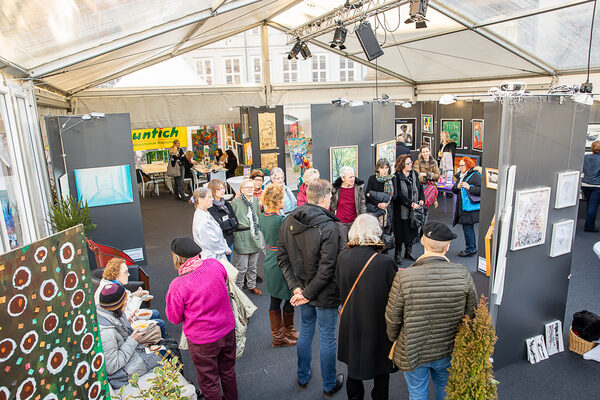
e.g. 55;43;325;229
282;311;299;340
269;310;296;347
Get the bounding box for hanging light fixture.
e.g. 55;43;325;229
288;40;303;60
300;42;312;59
439;94;457;105
405;0;429;29
330;22;348;50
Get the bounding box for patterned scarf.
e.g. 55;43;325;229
213;198;229;213
242;195;259;235
178;255;203;276
376;173;394;196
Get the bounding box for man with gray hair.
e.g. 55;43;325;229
331;166;366;248
386;221;477;400
278;178;344;397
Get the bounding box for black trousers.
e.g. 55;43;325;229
346;373;390;400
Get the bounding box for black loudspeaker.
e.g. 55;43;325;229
355;21;384;61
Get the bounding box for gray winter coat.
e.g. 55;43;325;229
385;256;477;371
97;306;160;381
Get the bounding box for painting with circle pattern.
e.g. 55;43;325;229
0;225;110;400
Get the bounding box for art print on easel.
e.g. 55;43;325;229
555;171;580;209
330;145;358;183
472;119;484;151
441;119;463;148
376;140;396;166
422;115;433;134
549;219;574;257
511;187;551;251
395;118;416;150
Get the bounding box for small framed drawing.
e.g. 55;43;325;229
555;171;580;209
376;139;396;166
549;219;574;257
422;135;433;148
395;118;416;150
472;119;484;151
485;168;498;190
422;114;433;134
511;187;551;251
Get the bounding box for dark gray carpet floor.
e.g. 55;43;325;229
138;194;600;399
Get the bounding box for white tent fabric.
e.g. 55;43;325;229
1;0;599;94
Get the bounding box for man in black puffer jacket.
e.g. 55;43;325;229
278;178;344;398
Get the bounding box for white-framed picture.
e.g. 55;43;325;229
549;219;575;257
545;320;564;356
526;335;549;364
586;123;600;149
485;168;498;190
511;187;551;251
555;170;580;209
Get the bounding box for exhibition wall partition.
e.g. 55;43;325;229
241;106;286;175
311;103;395;182
45;113;147;266
489;97;589;369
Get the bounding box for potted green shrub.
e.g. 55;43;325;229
116;357;190;400
446;295;498;400
46;196;96;234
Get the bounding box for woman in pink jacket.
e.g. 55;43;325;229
165;237;238;400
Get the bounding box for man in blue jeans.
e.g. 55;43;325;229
278;178;344;398
386;221;477;399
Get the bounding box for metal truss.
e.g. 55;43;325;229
285;0;409;44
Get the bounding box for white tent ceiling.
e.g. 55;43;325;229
1;0;599;95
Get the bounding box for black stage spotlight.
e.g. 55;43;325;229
288;40;303;60
404;0;429;29
300;42;312;59
330;23;348;50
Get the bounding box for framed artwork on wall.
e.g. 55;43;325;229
243;142;253;165
422;135;433;148
376;139;396;166
586;123;600;149
555;171;580;209
258;112;277;150
485;168;498;190
441;119;463;148
511;187;551;251
549;219;574;257
260;152;278;170
330;145;358;183
472;119;484;151
395;118;416;150
422;114;433;134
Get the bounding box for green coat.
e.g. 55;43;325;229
231;195;262;254
259;212;291;300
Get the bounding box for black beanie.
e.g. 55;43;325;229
171;237;202;259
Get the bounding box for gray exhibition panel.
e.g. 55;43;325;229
245;106;285;174
45;113;147;266
312;103;394;182
491;98;589;368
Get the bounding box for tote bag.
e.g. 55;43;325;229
166;159;181;177
460;173;480;212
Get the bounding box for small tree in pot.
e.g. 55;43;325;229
446;295;498;400
46;196;96;234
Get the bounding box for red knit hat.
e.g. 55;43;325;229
462;157;476;170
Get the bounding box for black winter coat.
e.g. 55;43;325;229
277;203;341;308
337;246;397;379
208;201;239;246
452;169;481;226
394;170;425;220
365;175;397;231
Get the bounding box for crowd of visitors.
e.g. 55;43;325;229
103;147;488;399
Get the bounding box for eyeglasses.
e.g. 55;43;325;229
217;187;226;191
241;186;254;190
405;161;412;165
459;163;465;167
253;178;263;182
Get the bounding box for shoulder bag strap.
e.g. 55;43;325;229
338;252;378;319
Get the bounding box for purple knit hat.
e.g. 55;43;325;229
99;283;127;311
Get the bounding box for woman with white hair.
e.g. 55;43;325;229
336;214;397;400
297;168;320;206
331;166;367;247
265;166;297;215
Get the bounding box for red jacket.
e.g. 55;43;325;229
297;183;308;206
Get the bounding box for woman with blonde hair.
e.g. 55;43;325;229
336;214;397;400
260;185;297;347
207;179;238;261
168;144;187;200
231;178;262;295
297;168;320;206
192;187;231;260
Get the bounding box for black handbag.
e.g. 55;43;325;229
382;232;395;251
410;207;426;232
572;310;600;341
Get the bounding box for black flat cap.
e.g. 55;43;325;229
171;237;202;258
423;221;457;241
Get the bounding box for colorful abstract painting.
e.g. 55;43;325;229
192;127;218;161
376;140;396;167
472;119;484;151
244;142;253;165
288;138;312;173
0;225;110;400
330;145;358;183
441;119;463;148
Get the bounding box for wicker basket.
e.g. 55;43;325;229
569;327;598;355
